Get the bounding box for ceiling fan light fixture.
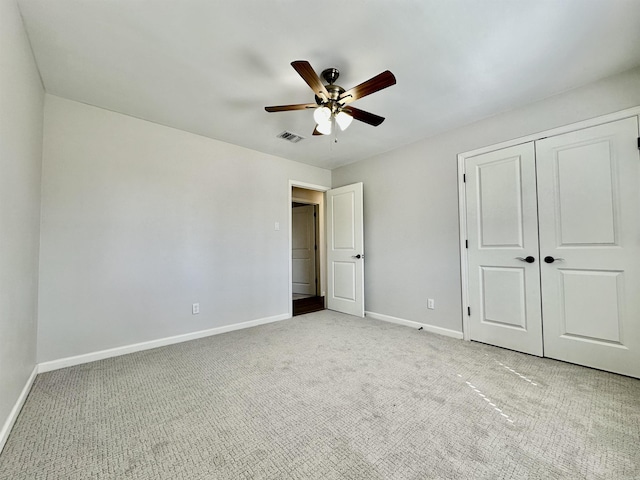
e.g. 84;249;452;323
265;61;396;137
316;120;332;135
313;106;331;124
335;111;353;131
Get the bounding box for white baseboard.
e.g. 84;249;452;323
0;365;38;454
365;311;463;339
38;313;291;373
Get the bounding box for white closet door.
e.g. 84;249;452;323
465;143;543;356
536;117;640;378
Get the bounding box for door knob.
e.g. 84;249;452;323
544;256;565;264
516;256;535;263
351;254;363;259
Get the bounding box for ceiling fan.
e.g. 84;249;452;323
265;60;396;137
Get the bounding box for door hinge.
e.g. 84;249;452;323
463;173;466;183
467;306;471;316
314;211;317;217
314;244;317;251
465;240;468;249
637;137;640;150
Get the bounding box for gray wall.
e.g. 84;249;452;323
332;67;640;334
37;95;331;363
0;0;44;441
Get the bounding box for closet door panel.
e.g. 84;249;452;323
536;117;640;378
465;143;543;356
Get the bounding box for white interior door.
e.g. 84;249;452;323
536;117;640;378
465;143;543;356
292;205;317;295
327;182;364;317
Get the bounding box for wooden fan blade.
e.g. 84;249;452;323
339;70;396;105
291;61;330;101
265;103;317;112
312;126;324;135
344;107;385;126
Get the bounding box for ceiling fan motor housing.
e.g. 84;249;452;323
315;83;345;107
317;71;346;115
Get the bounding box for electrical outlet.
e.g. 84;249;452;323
192;303;200;315
274;222;280;231
427;299;435;310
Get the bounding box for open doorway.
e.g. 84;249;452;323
291;186;325;316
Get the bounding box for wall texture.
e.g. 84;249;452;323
38;95;331;363
332;67;640;334
0;0;44;446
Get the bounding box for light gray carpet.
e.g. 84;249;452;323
1;311;639;479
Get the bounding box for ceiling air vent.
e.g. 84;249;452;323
277;131;305;143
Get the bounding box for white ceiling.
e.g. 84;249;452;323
18;0;640;170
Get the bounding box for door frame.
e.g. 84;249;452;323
288;180;330;318
457;106;640;341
